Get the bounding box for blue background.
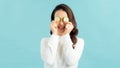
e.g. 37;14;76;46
0;0;120;68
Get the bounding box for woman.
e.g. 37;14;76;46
41;4;84;68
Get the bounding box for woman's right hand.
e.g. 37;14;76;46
50;21;58;35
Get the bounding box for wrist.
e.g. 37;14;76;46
53;33;58;35
52;31;58;35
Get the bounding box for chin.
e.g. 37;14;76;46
58;29;65;33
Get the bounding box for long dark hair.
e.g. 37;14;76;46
50;4;78;49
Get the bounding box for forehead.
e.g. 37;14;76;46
54;10;68;18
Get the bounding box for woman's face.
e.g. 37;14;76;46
54;10;68;33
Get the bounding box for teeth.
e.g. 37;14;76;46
59;27;63;28
58;26;64;29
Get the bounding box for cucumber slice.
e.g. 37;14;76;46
55;17;60;22
63;17;69;23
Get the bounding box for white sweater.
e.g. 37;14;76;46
40;34;84;68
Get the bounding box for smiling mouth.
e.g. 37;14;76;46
58;26;65;29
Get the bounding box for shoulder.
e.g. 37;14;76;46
40;38;50;49
77;38;84;43
76;37;84;47
41;37;49;44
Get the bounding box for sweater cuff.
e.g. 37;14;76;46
50;34;59;40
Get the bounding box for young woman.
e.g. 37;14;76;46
41;4;84;68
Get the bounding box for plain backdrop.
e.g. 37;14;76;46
0;0;120;68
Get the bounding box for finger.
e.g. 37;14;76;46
53;21;59;30
51;21;56;26
68;22;72;25
66;22;74;29
65;22;70;25
65;24;70;29
67;22;73;27
65;25;69;29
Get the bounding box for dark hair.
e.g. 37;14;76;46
50;4;78;49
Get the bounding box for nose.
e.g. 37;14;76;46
59;21;64;26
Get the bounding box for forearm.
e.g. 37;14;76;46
60;34;84;65
41;34;59;65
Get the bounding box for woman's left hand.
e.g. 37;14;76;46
63;22;74;35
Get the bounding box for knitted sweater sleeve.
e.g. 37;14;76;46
40;34;59;65
60;34;84;66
